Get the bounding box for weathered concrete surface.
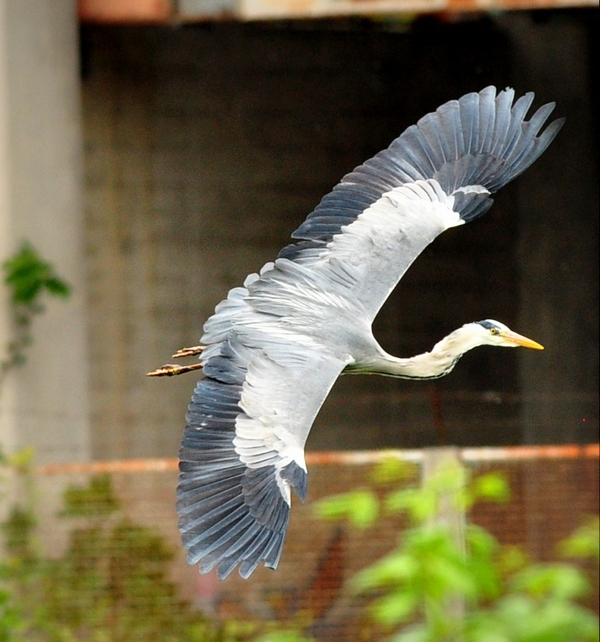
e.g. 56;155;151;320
0;0;91;463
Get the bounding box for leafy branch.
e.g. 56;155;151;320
316;458;599;642
1;242;70;386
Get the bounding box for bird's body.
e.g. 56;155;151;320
168;87;563;580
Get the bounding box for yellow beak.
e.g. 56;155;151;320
500;330;544;350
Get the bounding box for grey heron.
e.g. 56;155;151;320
151;86;563;580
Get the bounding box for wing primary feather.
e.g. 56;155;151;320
459;91;480;154
477;85;497;153
488;87;514;157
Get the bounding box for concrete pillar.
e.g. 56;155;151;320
499;12;598;445
0;0;91;463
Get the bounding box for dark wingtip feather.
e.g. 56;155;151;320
280;461;308;502
282;86;563;257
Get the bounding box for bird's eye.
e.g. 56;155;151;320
490;328;500;335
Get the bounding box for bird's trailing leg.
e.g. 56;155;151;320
147;363;203;377
172;345;206;359
147;345;205;377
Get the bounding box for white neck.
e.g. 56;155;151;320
349;325;482;380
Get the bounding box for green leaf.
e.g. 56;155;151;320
2;242;72;376
475;594;600;642
349;489;379;529
496;545;530;577
466;525;498;560
465;526;502;600
314;489;378;529
559;517;600;564
351;551;419;593
511;563;590;601
3;242;71;304
469;473;511;505
370;592;418;626
43;277;71;298
369;457;418;486
385;488;438;523
441;563;478;600
314;461;599;642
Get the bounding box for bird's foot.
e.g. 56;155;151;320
147;362;203;377
172;345;205;359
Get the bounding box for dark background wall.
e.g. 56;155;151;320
80;9;598;459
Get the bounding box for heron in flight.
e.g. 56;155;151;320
149;86;563;580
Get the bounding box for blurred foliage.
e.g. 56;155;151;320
559;518;600;565
1;450;597;642
1;242;71;384
3;243;70;305
253;633;313;642
0;456;286;642
59;474;120;518
316;457;599;642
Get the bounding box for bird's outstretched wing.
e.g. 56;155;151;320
177;86;563;579
178;287;347;578
279;86;563;319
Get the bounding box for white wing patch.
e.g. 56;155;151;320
233;349;346;505
326;178;464;266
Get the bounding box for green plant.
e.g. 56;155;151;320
0;449;38;642
1;242;70;385
316;457;599;642
3;470;264;641
0;462;307;642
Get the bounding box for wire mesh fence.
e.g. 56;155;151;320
3;444;598;641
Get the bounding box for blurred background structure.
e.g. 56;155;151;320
1;0;597;465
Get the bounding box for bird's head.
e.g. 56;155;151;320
470;319;544;350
